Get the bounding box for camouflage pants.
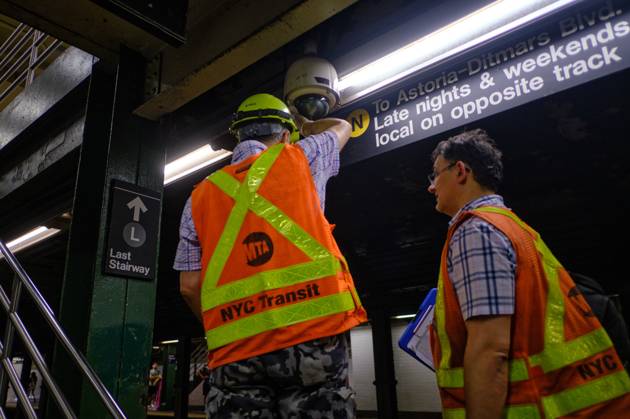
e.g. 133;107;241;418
205;333;355;418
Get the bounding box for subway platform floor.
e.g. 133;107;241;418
145;410;440;418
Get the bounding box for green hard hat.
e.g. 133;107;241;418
230;93;299;142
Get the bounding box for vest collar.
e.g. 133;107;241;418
448;194;506;227
232;140;268;164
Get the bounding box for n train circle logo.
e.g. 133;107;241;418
346;108;370;138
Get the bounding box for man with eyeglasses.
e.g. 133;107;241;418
427;128;630;419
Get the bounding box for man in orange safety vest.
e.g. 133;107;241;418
175;93;367;418
427;128;630;418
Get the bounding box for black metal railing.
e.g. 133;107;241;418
188;338;207;386
0;239;126;418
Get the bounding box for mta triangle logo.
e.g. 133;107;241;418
242;232;274;266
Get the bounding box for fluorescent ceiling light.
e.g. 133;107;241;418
393;314;416;319
160;339;179;345
2;226;61;255
164;145;232;185
339;0;578;102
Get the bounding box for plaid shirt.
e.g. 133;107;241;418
447;195;516;320
173;132;340;271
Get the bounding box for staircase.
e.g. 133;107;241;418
188;338;208;393
0;239;125;418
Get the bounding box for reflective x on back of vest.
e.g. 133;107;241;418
200;144;357;351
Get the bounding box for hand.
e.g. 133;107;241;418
286;112;352;150
289;106;312;137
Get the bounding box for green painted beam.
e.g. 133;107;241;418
50;48;164;419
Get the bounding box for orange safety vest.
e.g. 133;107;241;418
430;206;630;418
191;143;367;368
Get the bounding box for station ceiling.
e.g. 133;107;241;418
0;0;358;120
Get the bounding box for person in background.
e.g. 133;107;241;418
27;371;38;402
427;128;630;418
175;93;367;418
148;362;162;410
196;366;211;402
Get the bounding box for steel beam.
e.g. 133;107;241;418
0;117;84;200
174;337;191;419
134;0;358;120
0;47;92;155
371;308;399;419
0;0;166;62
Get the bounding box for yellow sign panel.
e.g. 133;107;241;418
346;108;370;138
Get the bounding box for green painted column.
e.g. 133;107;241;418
49;47;164;419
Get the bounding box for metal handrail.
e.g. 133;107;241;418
188;339;208;383
0;32;46;86
0;27;34;72
0;23;64;110
0;240;126;418
0;23;25;54
0;38;62;104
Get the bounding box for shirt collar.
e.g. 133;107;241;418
231;140;267;164
449;194;506;226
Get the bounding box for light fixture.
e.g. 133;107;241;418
393;314;416;319
2;226;61;255
338;0;578;103
160;339;179;345
164;145;232;185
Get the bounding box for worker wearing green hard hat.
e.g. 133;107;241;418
230;93;300;143
176;91;365;418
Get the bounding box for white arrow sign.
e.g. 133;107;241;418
127;196;148;222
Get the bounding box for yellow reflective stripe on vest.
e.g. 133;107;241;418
206;291;355;350
437;358;529;388
541;370;630;418
508;358;529;382
249;193;333;260
529;328;613;374
210;170;240;197
436;367;462;388
530;258;612;372
203;258;340;310
435;269;453;372
442;408;465;419
201;144;284;306
199;144;357;350
443;404;541;419
210;170;334;261
201;148;342;309
474;207;613;372
505;405;541;419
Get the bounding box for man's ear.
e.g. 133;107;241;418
456;161;470;182
280;130;291;144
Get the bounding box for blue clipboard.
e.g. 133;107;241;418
398;288;437;371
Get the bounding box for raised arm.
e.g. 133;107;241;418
295;114;352;150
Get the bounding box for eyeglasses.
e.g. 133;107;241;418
427;162;456;186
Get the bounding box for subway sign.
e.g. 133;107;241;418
338;0;630;166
